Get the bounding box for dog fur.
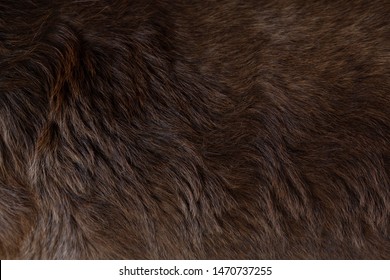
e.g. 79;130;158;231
0;0;389;259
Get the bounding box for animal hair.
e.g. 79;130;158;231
0;0;389;259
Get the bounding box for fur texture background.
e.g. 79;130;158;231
0;0;389;259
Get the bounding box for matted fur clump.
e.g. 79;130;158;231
0;0;389;259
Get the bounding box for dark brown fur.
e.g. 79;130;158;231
0;0;389;259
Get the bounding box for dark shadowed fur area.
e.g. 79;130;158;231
0;0;389;259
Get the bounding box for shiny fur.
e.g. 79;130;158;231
0;0;389;259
